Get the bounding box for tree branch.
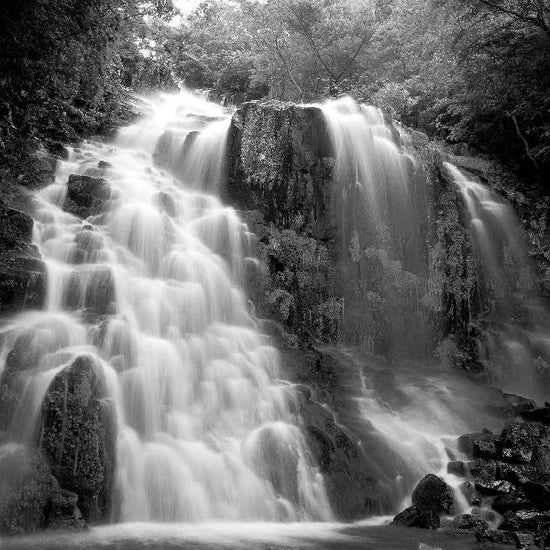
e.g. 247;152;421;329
476;0;550;35
509;113;540;171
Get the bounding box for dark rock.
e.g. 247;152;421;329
493;489;532;513
502;394;537;415
393;474;454;529
514;532;538;550
447;460;467;477
63;174;111;218
499;463;539;485
0;447;53;535
393;505;423;527
46;489;87;531
412;474;454;516
0;252;47;313
500;510;550;532
40;355;117;523
532;436;550;483
225;101;335;241
475;527;516;545
522;480;550;508
17;146;57;190
0;199;47;314
46;142;70;160
452;513;488;532
469;459;503;494
521;407;550;424
458;431;502;459
0;202;34;252
502;421;542;463
98;160;112;169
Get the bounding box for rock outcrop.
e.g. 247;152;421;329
40;355;117;523
0;201;47;313
393;474;454;529
62;174;111;218
226;101;334;237
0;447;53;534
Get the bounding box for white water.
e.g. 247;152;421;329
0;91;332;523
445;163;550;402
318;97;425;269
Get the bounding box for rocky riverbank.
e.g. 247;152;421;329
394;395;550;549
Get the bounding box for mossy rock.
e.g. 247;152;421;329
0;446;53;535
40;355;117;523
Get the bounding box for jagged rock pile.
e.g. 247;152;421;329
394;399;550;549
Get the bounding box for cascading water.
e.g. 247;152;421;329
0;91;332;523
319;97;428;273
445;163;550;402
314;99;506;518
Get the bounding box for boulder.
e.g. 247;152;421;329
0;201;47;313
63;174;111;218
0;252;47;313
493;489;532;513
520;407;550;424
469;459;501;492
514;532;538;550
393;505;425;528
40;355;117;523
394;474;454;529
458;431;502;459
412;474;454;516
46;489;87;531
501;394;537;416
0;202;34;252
502;421;542;464
225;101;335;241
451;513;488;532
475;527;515;545
15;144;57;190
500;510;550;533
0;447;53;535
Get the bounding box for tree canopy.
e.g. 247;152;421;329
0;0;548;183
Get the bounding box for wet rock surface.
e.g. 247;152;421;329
40;355;117;523
280;345;382;520
0;448;53;535
63;174;111;218
225;101;334;237
457;416;550;547
393;475;454;529
0;201;47;313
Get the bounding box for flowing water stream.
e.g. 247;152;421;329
445;163;550;402
0;91;331;523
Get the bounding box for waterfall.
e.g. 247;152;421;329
0;91;332;523
445;163;550;402
319;97;428;274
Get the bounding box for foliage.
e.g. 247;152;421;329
0;0;176;146
256;225;342;342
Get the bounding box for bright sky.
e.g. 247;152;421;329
173;0;203;16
